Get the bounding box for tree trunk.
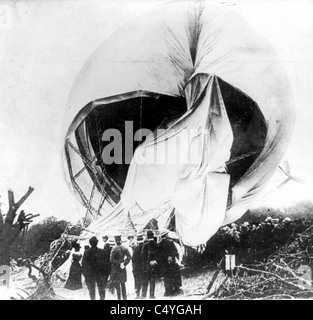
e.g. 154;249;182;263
0;187;35;266
0;241;10;267
0;223;13;266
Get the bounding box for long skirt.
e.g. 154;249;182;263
65;261;83;290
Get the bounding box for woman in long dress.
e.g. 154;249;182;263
65;242;83;290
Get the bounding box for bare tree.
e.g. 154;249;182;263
0;187;39;266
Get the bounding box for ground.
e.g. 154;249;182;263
7;264;222;300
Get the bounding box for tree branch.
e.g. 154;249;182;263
30;263;47;277
5;190;16;223
237;265;309;291
273;263;312;287
15;187;34;210
5;187;34;224
224;278;273;299
9;223;23;243
0;194;2;224
8;189;15;208
8;211;40;244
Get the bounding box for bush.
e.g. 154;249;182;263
10;216;82;260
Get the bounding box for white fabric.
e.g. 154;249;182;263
63;1;295;245
121;75;233;245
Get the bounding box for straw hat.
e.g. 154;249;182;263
167;231;179;240
160;229;169;238
108;238;115;246
137;233;144;241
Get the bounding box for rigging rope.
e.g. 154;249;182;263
39;222;73;276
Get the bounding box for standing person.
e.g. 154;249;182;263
110;234;132;300
107;238;116;295
81;236;108;300
64;242;83;290
127;235;136;252
158;230;182;296
132;233;144;299
102;235;112;292
102;235;112;273
141;230;159;299
167;232;183;295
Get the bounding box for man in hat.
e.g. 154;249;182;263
158;229;182;296
103;235;111;258
106;237;116;294
141;230;159;299
132;233;144;298
110;234;132;300
81;236;109;300
102;235;112;289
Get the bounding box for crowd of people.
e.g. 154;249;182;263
10;215;313;299
64;229;183;300
202;216;312;263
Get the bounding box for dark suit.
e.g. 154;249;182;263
158;238;182;296
81;246;109;300
141;239;159;298
103;243;112;274
110;244;131;300
132;242;144;298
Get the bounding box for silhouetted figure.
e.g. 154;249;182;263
82;236;109;300
102;235;112;290
141;230;159;299
107;238;116;294
132;233;144;298
65;242;82;290
25;258;37;281
102;235;112;269
158;230;182;296
110;234;131;300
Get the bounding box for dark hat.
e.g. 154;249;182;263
72;241;81;250
114;234;122;242
102;235;109;241
146;230;154;239
89;236;98;247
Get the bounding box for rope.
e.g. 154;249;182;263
39;222;73;275
226;151;257;165
83;182;96;228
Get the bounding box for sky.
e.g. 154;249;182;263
0;0;313;223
